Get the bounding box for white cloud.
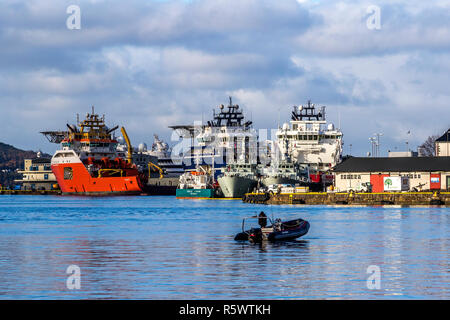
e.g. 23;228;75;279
0;0;449;156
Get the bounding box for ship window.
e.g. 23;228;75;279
64;167;73;180
313;135;318;140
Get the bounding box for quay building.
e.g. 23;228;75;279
333;156;450;192
15;154;58;191
435;129;450;156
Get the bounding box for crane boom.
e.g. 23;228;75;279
120;126;133;164
148;162;164;179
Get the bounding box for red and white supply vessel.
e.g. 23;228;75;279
50;108;147;195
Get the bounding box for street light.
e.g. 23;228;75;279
369;137;376;157
373;133;383;157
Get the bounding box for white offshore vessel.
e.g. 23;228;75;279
196;97;258;166
198;98;260;198
276;100;343;184
170;97;260;198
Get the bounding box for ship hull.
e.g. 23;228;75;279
52;162;143;196
176;188;215;198
262;177;300;187
218;176;257;198
145;177;179;195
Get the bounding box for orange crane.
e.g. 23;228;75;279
120;127;133;164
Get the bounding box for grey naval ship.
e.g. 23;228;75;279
217;162;259;198
261;160;309;187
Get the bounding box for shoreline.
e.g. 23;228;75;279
242;191;450;206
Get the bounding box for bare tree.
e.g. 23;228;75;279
418;135;439;156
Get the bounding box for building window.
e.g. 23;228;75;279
44;174;49;180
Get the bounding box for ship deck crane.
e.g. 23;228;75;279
148;162;164;179
120;127;133;164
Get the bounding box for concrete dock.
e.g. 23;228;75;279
242;191;450;206
0;189;62;195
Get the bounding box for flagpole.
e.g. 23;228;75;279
406;130;410;152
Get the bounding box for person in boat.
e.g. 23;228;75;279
258;211;267;228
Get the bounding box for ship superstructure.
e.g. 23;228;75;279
148;134;185;178
171;97;259;169
276;100;343;182
50;107;147;195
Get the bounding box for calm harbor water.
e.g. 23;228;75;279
0;195;448;299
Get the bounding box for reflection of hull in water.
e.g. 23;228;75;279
218;176;257;198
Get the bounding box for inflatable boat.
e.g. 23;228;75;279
234;215;310;243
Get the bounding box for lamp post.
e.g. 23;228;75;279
369;137;376;157
373;133;383;157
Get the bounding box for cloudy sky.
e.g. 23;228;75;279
0;0;449;156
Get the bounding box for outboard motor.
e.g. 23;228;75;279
248;228;263;243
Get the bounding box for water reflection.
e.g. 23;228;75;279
0;196;448;299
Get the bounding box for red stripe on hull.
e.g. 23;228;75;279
52;162;142;195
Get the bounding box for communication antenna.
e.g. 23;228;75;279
338;106;341;130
